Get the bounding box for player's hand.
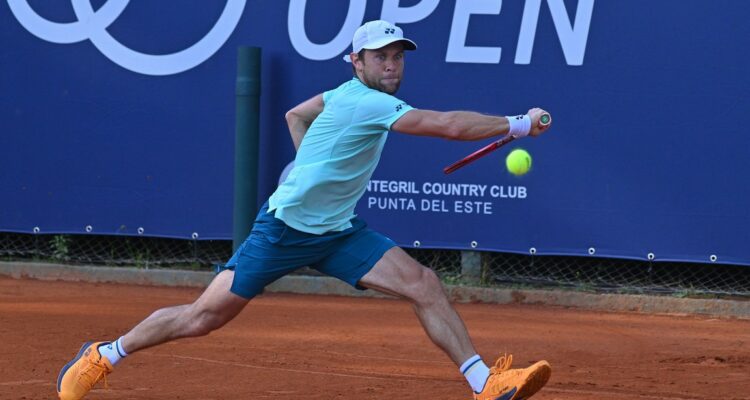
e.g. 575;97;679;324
528;108;551;137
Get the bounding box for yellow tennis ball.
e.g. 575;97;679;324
506;148;532;176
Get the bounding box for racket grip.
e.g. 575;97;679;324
539;113;551;126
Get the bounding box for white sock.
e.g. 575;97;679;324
460;355;491;393
97;337;128;366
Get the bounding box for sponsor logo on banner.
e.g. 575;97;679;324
365;180;527;216
7;0;247;76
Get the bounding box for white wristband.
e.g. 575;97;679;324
507;114;531;138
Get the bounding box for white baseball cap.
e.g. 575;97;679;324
343;20;417;62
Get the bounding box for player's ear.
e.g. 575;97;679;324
349;53;360;75
353;51;367;69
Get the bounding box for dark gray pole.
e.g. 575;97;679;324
233;47;261;251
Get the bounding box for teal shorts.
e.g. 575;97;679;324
223;202;396;299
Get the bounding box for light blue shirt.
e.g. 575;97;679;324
268;78;413;234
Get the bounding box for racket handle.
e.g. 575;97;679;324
539;113;551;126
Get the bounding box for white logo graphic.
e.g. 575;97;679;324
7;0;246;76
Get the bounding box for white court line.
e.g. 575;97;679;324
317;349;454;365
203;341;455;366
0;379;47;386
143;353;459;383
546;386;707;400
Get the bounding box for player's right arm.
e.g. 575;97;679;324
285;94;324;151
392;108;549;141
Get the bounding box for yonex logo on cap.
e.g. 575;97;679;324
385;28;395;34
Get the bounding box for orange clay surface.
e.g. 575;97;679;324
0;276;748;400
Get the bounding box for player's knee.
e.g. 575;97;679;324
422;266;442;288
409;266;445;305
190;314;222;337
182;308;229;337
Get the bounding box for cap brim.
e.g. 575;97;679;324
342;38;417;62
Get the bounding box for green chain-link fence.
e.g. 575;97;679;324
2;232;748;297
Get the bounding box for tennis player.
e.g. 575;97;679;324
57;20;552;400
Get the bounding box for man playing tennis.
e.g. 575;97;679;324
58;20;552;400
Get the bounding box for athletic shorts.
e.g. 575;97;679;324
222;201;396;299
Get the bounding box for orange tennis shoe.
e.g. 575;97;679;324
57;342;113;400
474;354;551;400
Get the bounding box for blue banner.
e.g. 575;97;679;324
2;1;748;265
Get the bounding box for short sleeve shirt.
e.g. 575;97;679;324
268;77;413;234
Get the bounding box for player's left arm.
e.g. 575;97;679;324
286;94;324;150
392;108;550;141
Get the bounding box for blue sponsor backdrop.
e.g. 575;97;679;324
1;1;748;264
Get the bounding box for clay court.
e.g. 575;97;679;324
0;276;748;400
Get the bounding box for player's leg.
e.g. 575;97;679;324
359;247;476;364
359;247;551;399
315;226;477;365
57;270;249;400
317;228;497;395
121;269;248;352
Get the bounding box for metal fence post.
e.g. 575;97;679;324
461;250;482;284
233;47;261;252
